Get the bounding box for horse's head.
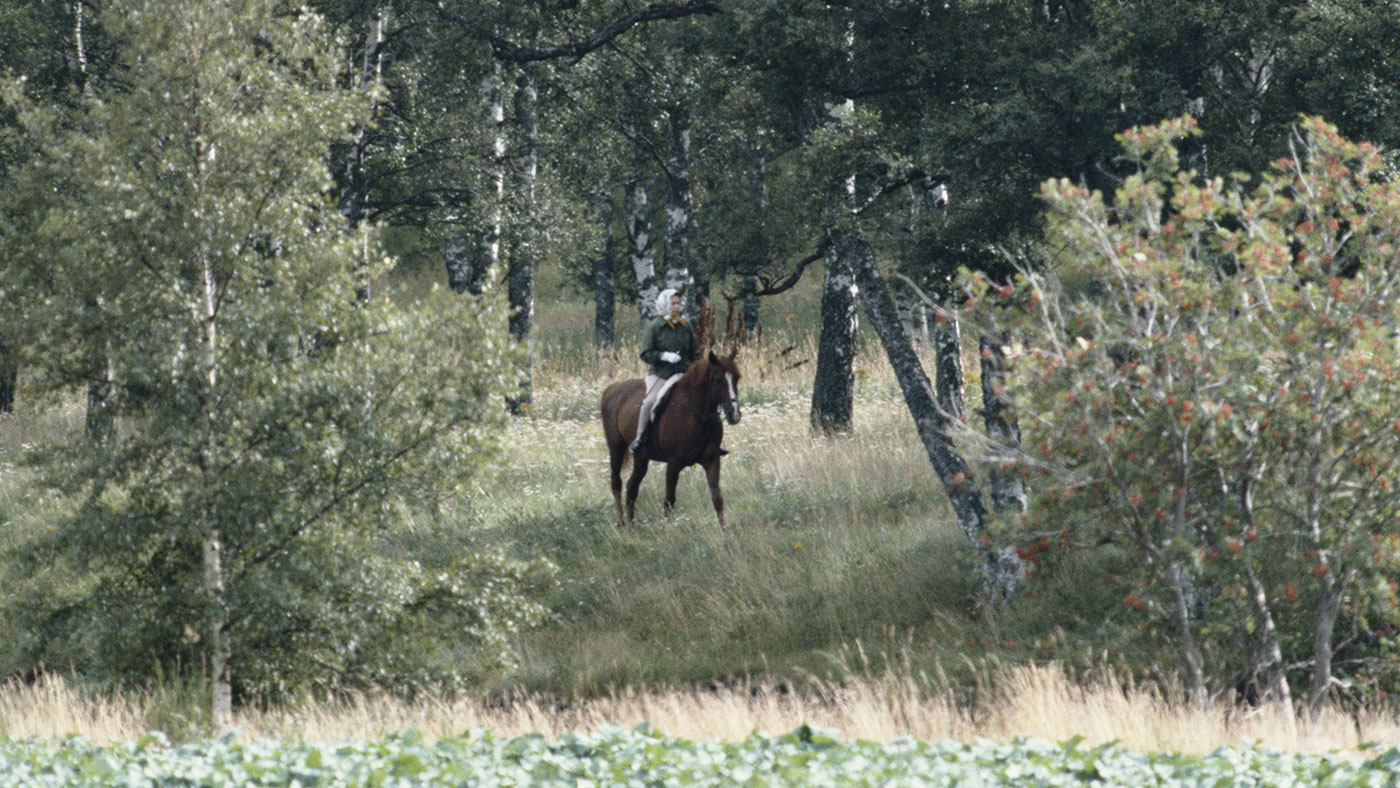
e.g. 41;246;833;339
705;350;742;425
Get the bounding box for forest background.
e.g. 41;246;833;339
1;0;1399;741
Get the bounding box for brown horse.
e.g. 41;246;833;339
600;350;742;528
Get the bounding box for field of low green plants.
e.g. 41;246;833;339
5;725;1399;788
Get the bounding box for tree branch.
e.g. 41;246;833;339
434;0;722;63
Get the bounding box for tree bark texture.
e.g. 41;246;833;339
83;296;114;442
443;232;488;295
506;66;538;414
84;366;114;442
1168;561;1209;707
1244;565;1296;720
200;238;232;730
479;63;507;288
662;101;697;320
445;64;506;295
810;235;858;434
933;307;964;423
741;276;761;335
979;333;1026;514
843;228;1023;604
341;9;383;302
627;168;660;323
1309;573;1347;714
593;194;617;358
0;341;15;413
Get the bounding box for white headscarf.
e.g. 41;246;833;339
656;288;679;319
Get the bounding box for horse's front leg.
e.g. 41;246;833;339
703;457;724;528
624;458;650;525
663;462;682;519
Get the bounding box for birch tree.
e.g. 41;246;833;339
0;0;543;729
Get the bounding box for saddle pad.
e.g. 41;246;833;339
649;374;684;423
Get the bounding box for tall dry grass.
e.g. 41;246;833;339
3;664;1395;755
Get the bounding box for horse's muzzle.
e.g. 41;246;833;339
723;402;741;425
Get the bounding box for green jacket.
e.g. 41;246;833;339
640;316;698;378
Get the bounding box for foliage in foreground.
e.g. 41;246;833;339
2;725;1398;788
0;0;550;704
971;116;1400;709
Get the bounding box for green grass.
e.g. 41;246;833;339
0;273;1074;702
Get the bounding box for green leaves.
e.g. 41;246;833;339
2;728;1397;787
0;0;542;703
986;116;1400;704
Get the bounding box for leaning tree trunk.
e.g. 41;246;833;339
592;193;618;359
626;166;660;324
506;66;539;414
843;227;1020;604
810;235;858;434
662;101;697;321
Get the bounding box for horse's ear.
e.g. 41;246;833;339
708;349;720;364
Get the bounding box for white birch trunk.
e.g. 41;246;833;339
662;100;696;320
480;62;506;287
627;169;660;324
193;113;232;729
506;67;538;413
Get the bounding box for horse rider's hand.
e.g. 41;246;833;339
661;351;681;364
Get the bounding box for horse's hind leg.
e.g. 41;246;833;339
663;462;682;519
609;443;628;527
624;458;650;524
703;458;724;528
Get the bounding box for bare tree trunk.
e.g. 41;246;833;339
811;17;859;435
506;66;538;414
627;166;660;324
341;8;383;302
84;295;115;442
445;63;505;295
84;360;114;442
741;277;761;335
1167;562;1209;707
662;100;697;319
1243;565;1296;722
933;306;964;423
443;232;487;294
979;333;1026;514
480;62;507;289
1309;572;1348;714
0;341;15;413
843;228;1018;603
593;194;617;359
193;116;232;728
810;236;858;434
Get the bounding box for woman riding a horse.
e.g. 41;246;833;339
631;289;697;458
601;290;742;528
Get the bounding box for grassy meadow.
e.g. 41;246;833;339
2;268;1399;754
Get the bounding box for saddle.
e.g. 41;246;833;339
647;375;684;424
640;376;728;457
